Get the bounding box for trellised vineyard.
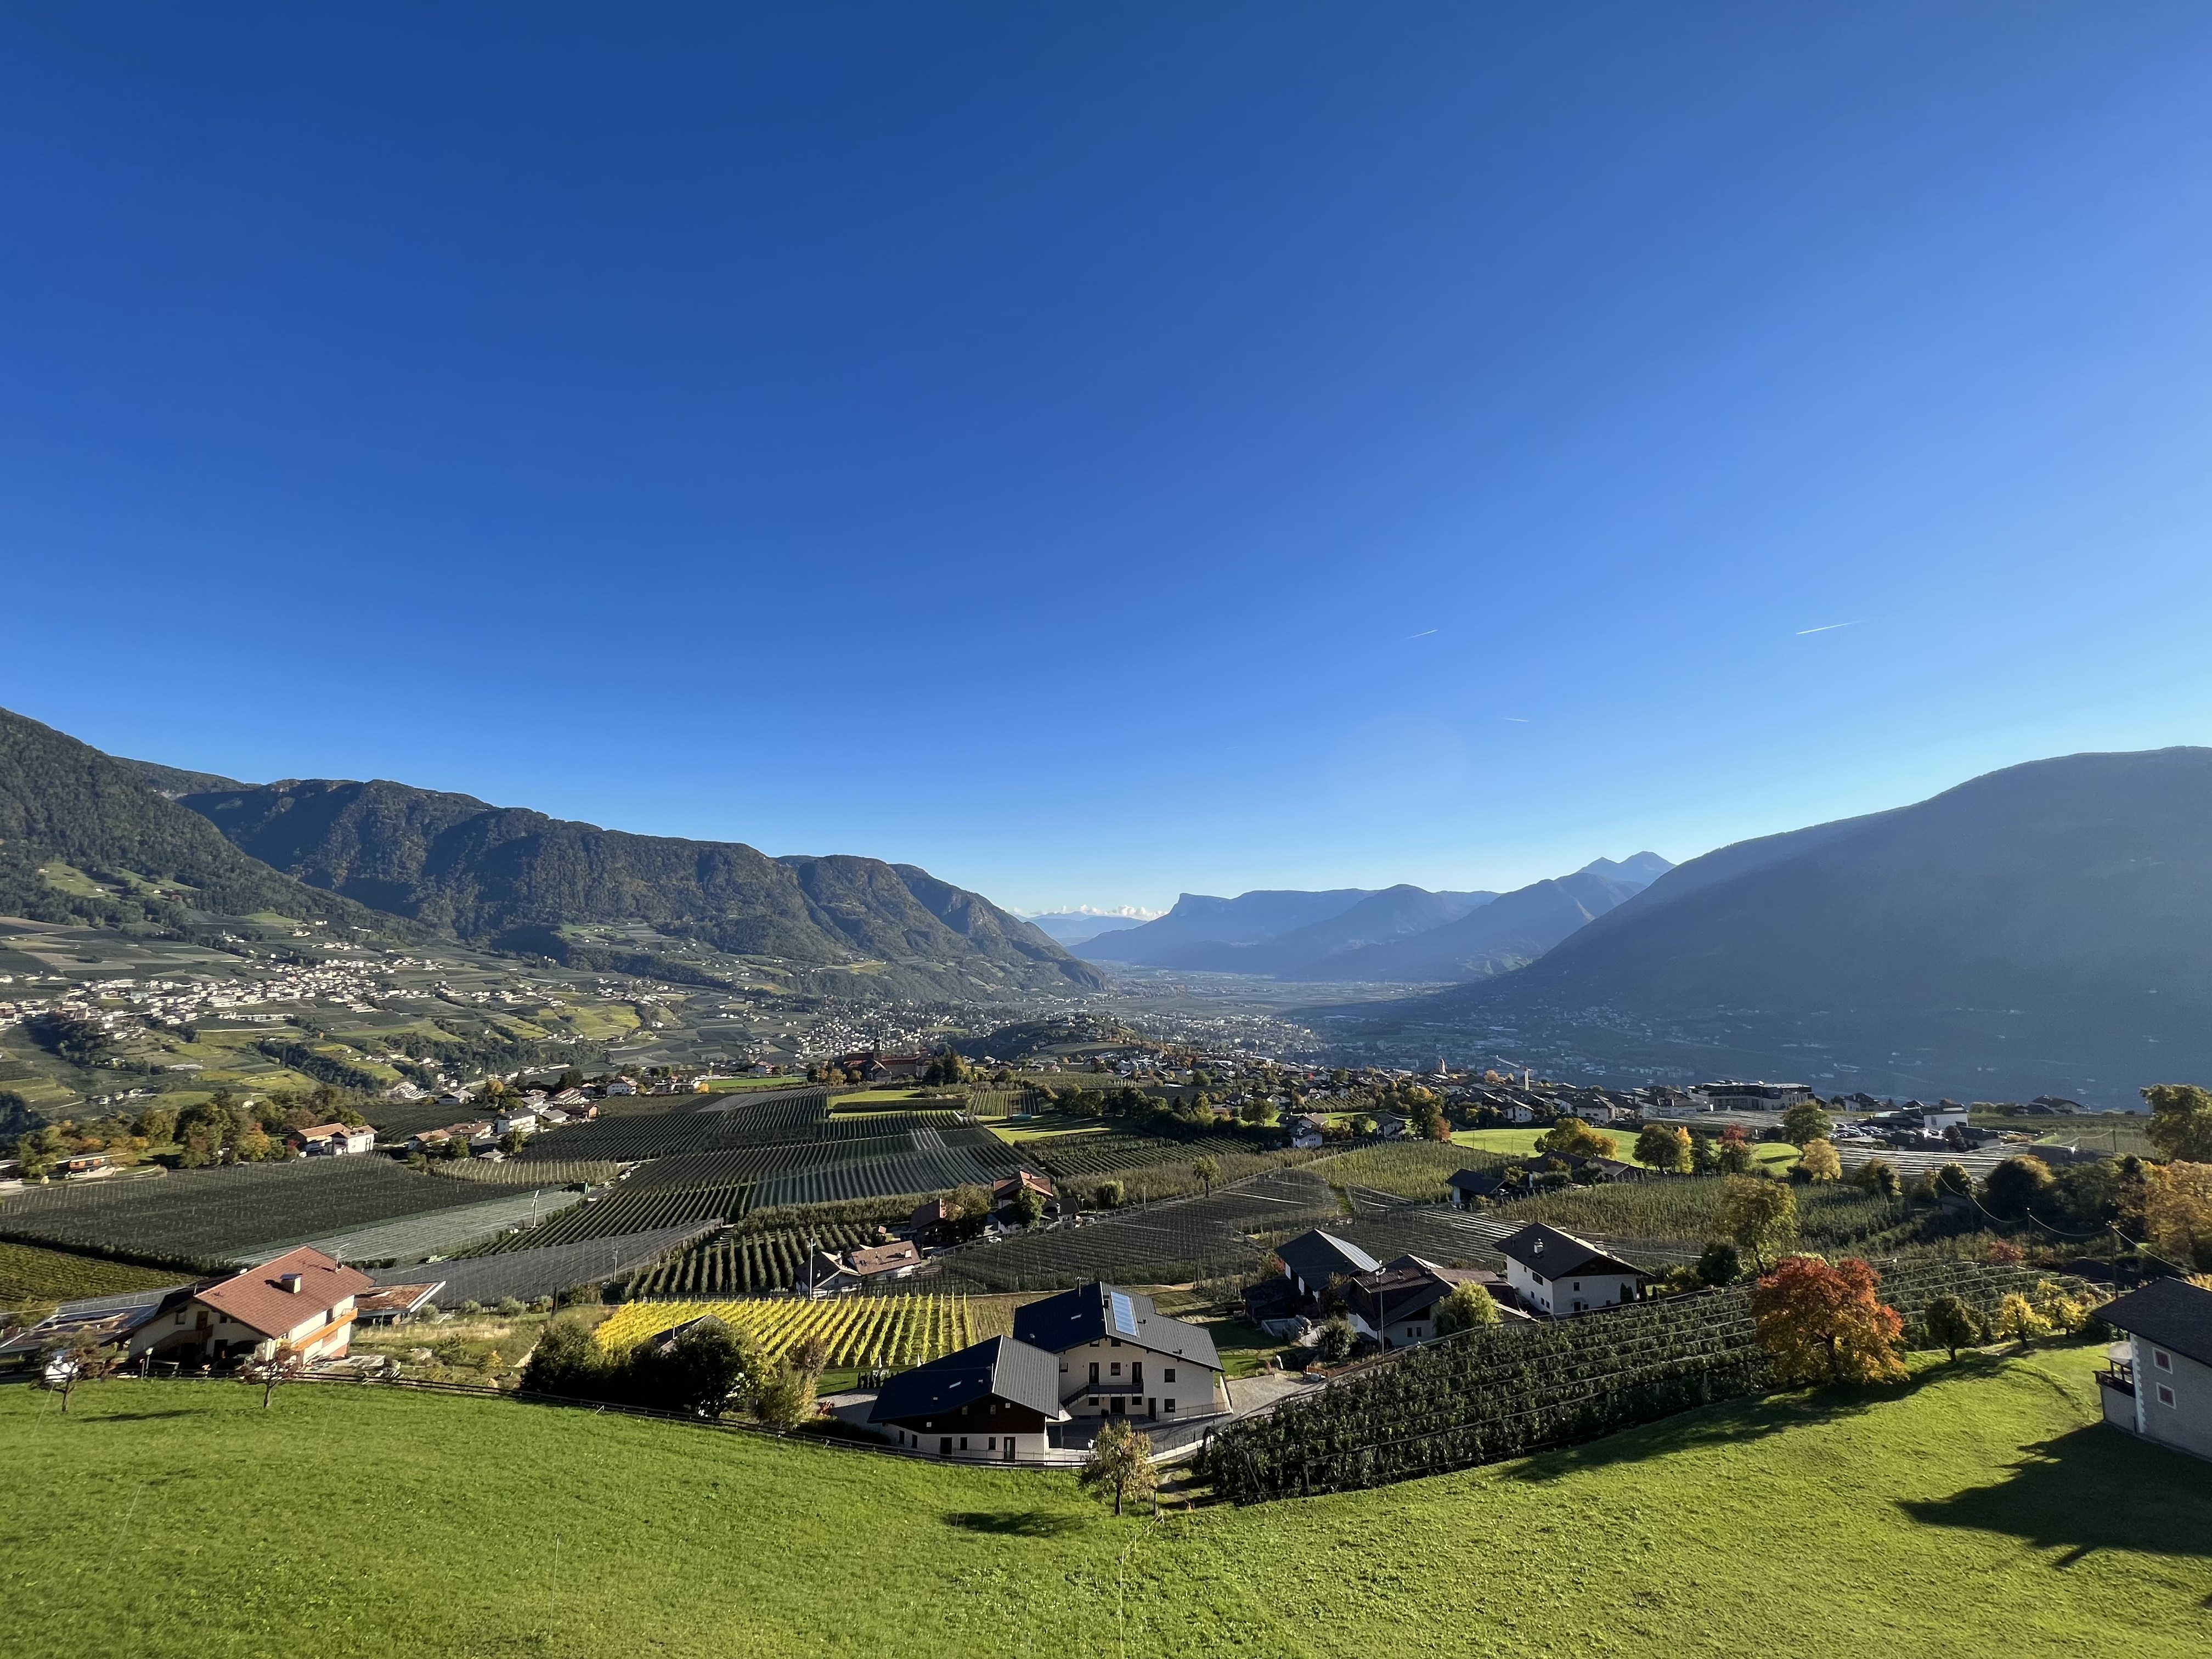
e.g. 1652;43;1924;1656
619;1221;883;1294
594;1291;983;1370
1195;1260;2084;1503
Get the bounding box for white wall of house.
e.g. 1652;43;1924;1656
1504;1260;1641;1316
2129;1334;2212;1461
1052;1335;1220;1420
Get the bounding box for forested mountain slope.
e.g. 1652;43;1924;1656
177;777;1103;995
0;709;386;934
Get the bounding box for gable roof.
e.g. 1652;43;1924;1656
195;1247;374;1338
1495;1223;1645;1281
868;1335;1064;1423
1277;1229;1381;1288
1447;1167;1508;1193
1012;1283;1223;1372
848;1240;921;1276
2100;1276;2212;1369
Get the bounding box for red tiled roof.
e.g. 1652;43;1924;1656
195;1247;374;1339
848;1240;921;1276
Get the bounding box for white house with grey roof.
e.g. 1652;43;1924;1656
1496;1223;1647;1317
2097;1276;2212;1462
1012;1282;1226;1425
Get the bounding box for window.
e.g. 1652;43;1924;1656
2154;1349;2172;1372
1164;1368;1176;1383
960;1437;969;1450
1110;1362;1121;1376
1165;1398;1176;1413
2158;1385;2176;1408
940;1437;952;1455
988;1437;997;1451
1087;1396;1099;1406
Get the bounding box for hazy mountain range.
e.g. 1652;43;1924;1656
1344;749;2212;1105
1077;853;1672;981
1025;912;1150;947
0;707;1103;1000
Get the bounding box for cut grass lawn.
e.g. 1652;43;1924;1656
2;1344;2206;1657
1452;1127;1547;1155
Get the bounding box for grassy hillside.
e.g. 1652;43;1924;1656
2;1344;2205;1656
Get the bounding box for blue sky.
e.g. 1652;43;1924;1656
5;5;2211;916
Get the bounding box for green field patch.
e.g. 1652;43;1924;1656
0;1240;183;1311
0;1345;2200;1657
1451;1127;1548;1156
988;1113;1117;1144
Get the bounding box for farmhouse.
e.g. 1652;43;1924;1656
1277;1228;1381;1298
127;1246;373;1366
1013;1282;1226;1423
2097;1276;2212;1461
1696;1080;1813;1112
1497;1223;1647;1316
867;1335;1067;1462
287;1121;375;1156
804;1239;923;1294
1346;1256;1513;1348
1447;1169;1512;1208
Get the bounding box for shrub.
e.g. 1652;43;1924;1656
1316;1317;1356;1364
1432;1282;1500;1336
1696;1239;1742;1287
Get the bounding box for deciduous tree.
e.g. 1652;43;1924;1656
1922;1293;1980;1361
1751;1256;1905;1386
1780;1101;1834;1148
1717;1176;1797;1269
2143;1084;2212;1163
1796;1139;1842;1183
1079;1419;1158;1517
1433;1281;1500;1336
1536;1119;1617;1161
1696;1239;1742;1286
1635;1122;1694;1175
2130;1161;2212;1271
1982;1155;2057;1220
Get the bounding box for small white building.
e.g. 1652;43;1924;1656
1496;1223;1647;1317
289;1122;375;1156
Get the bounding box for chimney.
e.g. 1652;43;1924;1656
279;1272;304;1294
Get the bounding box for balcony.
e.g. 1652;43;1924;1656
2096;1360;2135;1398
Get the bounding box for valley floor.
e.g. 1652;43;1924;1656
2;1344;2206;1657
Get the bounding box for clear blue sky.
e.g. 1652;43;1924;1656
6;5;2210;916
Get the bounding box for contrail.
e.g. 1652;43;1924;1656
1796;621;1858;635
1499;716;1528;723
1406;628;1439;640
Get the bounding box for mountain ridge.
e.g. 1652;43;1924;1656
174;775;1103;997
1347;748;2212;1104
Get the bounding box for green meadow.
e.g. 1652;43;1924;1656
2;1343;2205;1657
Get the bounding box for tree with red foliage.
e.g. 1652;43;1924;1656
1751;1256;1905;1387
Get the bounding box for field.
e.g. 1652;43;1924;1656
0;1159;522;1269
618;1221;885;1295
595;1290;994;1371
1316;1140;1505;1200
2;1345;2207;1656
1451;1127;1547;1155
0;1239;183;1311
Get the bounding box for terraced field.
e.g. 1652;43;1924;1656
0;1159;517;1270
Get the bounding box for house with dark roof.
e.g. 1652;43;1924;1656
2097;1277;2212;1461
1276;1229;1380;1299
867;1335;1066;1462
1447;1169;1513;1208
1012;1282;1226;1424
1495;1223;1647;1317
124;1246;373;1366
1345;1256;1516;1349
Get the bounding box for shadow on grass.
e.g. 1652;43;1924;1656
77;1408;210;1423
1504;1352;2016;1483
1901;1425;2212;1563
942;1510;1091;1538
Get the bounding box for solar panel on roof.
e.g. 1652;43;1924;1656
1109;1290;1138;1337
